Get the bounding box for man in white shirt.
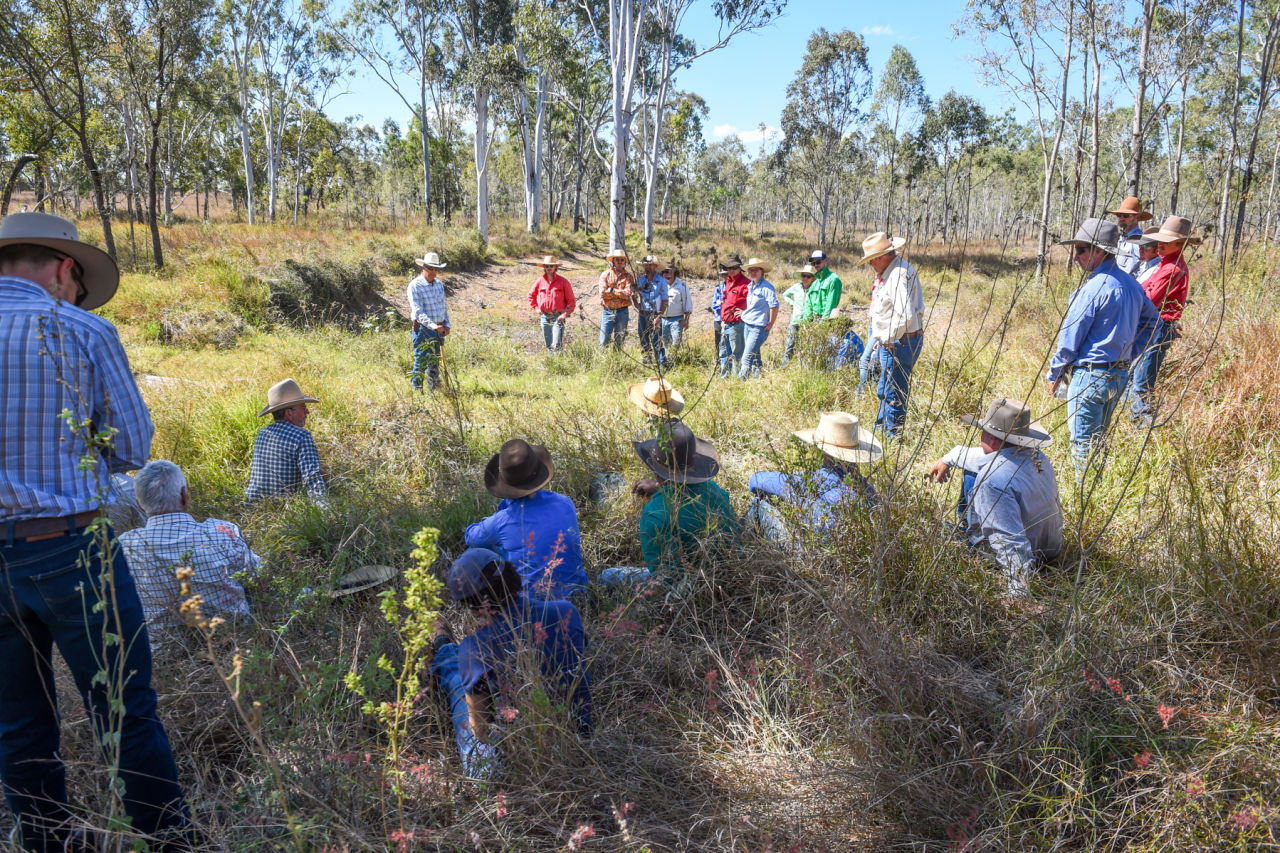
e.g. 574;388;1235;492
657;260;692;356
859;232;925;437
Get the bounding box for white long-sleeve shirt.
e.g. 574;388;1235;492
869;256;925;344
966;446;1063;594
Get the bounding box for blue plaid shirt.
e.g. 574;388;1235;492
0;276;154;522
635;274;667;313
245;420;327;504
407;274;449;327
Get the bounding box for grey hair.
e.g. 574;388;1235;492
134;459;187;514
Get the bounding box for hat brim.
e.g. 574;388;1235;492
0;235;119;310
856;237;907;266
628;382;685;418
1054;238;1119;255
1147;231;1197;244
330;564;400;598
484;444;555;499
792;426;883;464
258;394;320;417
1106;208;1154;221
632;435;719;484
960;414;1053;448
415;258;448;268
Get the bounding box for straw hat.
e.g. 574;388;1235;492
792;412;882;464
960;398;1052;448
797;264;819;277
1055;218;1120;255
633;419;719;484
641;254;659;266
606;248;629;261
537;255;560;267
744;257;772;273
1106;196;1153;221
628;377;685;418
856;232;906;265
1146;215;1200;244
0;212;118;309
414;251;447;268
258;378;320;416
484;439;555;499
330;564;399;598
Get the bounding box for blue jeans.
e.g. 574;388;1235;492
0;525;192;851
539;312;565;351
739;323;770;379
600;307;629;349
713;320;722;354
957;469;977;523
1067;364;1128;472
430;643;497;779
782;323;799;365
875;334;923;437
660;317;684;351
857;322;879;393
719;321;745;377
599;566;652;587
637;310;665;364
1129;320;1175;420
411;326;444;390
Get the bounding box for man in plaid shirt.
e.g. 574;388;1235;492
408;251;451;391
245;378;328;507
121;461;260;629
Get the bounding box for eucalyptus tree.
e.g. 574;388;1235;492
920;91;989;240
0;93;61;215
875;44;927;231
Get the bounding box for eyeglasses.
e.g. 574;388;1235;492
801;274;815;280
52;251;87;304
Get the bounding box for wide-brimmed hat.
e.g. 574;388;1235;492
414;251;447;269
797;264;818;277
857;232;906;265
744;257;772;273
0;212;119;310
633;419;719;484
330;564;400;598
484;439;555;499
259;378;320;416
606;248;629;261
641;254;659;266
659;259;677;273
793;411;882;464
1146;215;1200;244
536;255;561;267
1126;226;1161;247
960;398;1052;448
718;253;744;272
1056;218;1120;254
629;377;685;418
1106;196;1153;221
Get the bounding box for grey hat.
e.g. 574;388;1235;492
1056;218;1120;255
0;212;119;309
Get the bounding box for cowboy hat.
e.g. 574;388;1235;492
259;378;320;416
629;377;685;418
743;257;772;273
718;253;744;272
856;232;906;265
484;438;555;499
633;419;719;484
960;398;1052;448
1146;215;1200;244
606;248;629;261
641;254;659;265
1106;196;1153;221
414;251;447;269
797;264;819;277
659;259;677;273
536;255;561;267
330;564;400;598
1125;226;1161;247
1055;218;1120;254
0;212;119;310
793;411;883;464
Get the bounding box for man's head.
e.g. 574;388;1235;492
1149;215;1197;261
0;212;118;308
134;460;190;516
979;430;1005;454
1106;196;1152;232
607;249;628;271
1058;218;1120;272
260;378;320;423
415;251;446;281
274;402;310;427
809;250;828;270
797;263;818;289
447;548;522;613
857;232;905;274
642;254;659;274
660;262;677;282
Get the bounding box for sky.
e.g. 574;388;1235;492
325;0;1018;154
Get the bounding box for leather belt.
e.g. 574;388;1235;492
4;510;100;544
1077;360;1129;370
903;330;923;339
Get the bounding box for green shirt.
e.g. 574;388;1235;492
806;267;842;319
782;283;812;324
639;480;737;578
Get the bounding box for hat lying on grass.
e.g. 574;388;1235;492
330;564;399;598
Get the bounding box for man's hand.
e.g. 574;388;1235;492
632;479;661;499
681;316;689;330
926;459;951;483
1049;377;1061;397
413;320;421;331
439;325;451;336
652;315;662;330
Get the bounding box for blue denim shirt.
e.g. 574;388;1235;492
749;465;875;531
739;279;779;326
710;280;726;316
966;446;1062;573
635;274;667;313
1047;257;1159;382
465;489;587;599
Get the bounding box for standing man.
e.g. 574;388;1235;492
246;379;329;507
408;251;450;392
527;255;576;352
658;261;693;354
806;250;842;320
1047;218;1159;473
599;249;634;350
860;232;925;438
781;264;817;366
1130;216;1196;427
738;258;779;380
1107;196;1153;276
635;254;668;365
717;254;750;378
0;212;195;850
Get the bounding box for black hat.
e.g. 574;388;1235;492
632;419;719;484
718;254;744;272
484;439;555;499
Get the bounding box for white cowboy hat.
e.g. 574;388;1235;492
743;257;772;273
0;212;118;309
960;398;1052;448
628;377;685;418
793;412;882;464
797;264;819;277
414;251;447;268
330;564;400;598
258;378;320;417
856;232;906;266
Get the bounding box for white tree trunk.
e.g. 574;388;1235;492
474;81;491;240
607;0;650;250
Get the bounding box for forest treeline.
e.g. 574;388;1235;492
1;0;1278;270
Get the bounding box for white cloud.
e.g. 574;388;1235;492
862;24;894;36
713;123;780;144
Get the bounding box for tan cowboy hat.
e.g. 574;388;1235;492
744;257;772;273
1146;215;1200;244
258;378;320;416
537;255;561;267
633;419;719;484
484;439;555;499
793;412;882;464
414;251;447;269
629;377;685;418
797;264;818;277
330;564;400;598
1126;226;1161;247
606;248;629;261
856;232;906;265
960;398;1052;448
0;212;119;310
1106;196;1153;221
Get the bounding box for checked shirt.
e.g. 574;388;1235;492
245;420;328;504
408;274;450;327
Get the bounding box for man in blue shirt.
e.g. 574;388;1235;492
408;251;450;391
465;439;587;600
246;379;328;507
635;255;669;366
430;549;591;778
1048;218;1159;473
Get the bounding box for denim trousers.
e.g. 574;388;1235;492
430;643;498;779
713;320;722;354
637;310;665;364
1129;320;1176;420
0;525;191;851
782;323;799;365
1067;365;1128;472
875;334;923;436
600;307;629;349
957;469;977;523
718;321;745;377
739;323;770;379
539;312;565;351
660;317;684;351
411;326;444;390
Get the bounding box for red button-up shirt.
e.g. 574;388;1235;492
528;273;576;315
1142;255;1188;322
719;272;749;323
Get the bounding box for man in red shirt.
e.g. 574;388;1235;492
717;254;750;377
1130;215;1196;426
527;255;576;351
599;248;634;350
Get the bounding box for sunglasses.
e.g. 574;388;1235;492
52;251;87;304
1073;246;1095;257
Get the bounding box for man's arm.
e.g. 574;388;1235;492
749;471;795;500
563;277;576;316
94;324;154;473
1047;285;1097;383
528;279;540;310
464;513;506;555
297;431;328;504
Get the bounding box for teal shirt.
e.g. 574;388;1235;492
782;283;811;325
806;267;842;319
639;481;737;577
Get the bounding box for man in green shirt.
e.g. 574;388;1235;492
805;250;842;320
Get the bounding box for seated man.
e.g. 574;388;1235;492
465;439;587;600
430;548;591;779
926;399;1062;599
120;460;260;628
747;411;880;542
600;419;737;590
245;378;328;507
